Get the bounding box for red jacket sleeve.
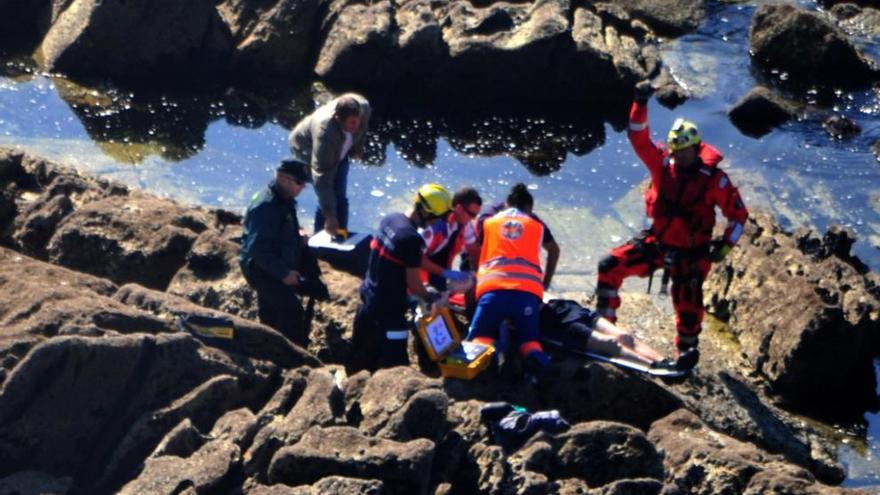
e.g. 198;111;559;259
707;170;749;245
628;101;666;184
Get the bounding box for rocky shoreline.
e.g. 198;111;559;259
1;148;877;493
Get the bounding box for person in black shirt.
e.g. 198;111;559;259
239;159;326;347
349;184;466;373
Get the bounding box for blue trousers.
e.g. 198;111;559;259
314;157;350;232
467;290;541;355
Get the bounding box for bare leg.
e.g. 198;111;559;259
591;317;665;362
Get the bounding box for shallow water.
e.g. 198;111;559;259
0;0;878;487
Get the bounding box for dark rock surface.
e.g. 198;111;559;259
728;85;800;138
824;115;862;140
649;410;852;495
38;0;233;84
749;3;879;90
605;0;706;36
218;0;321;79
0;149;871;494
705;211;880;417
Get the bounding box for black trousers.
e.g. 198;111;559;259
348;304;409;374
247;267;307;347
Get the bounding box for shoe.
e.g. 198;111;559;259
674;347;699;371
650;358;678;371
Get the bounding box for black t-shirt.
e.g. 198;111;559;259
360;213;425;319
474;201;556;246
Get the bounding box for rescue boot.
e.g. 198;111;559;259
674;347;700;371
522;351;551;385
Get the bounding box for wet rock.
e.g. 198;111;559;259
114;283;319;368
873;140;880;162
39;0;233;84
244;367;345;481
267;426;435;493
704;212;880;418
649;409;852;495
604;0;706;36
0;0;53;51
832;4;880;37
749;3;879;89
728;86;800;138
314;1;394;89
218;0;321;79
823;115;861;140
0;332;271;491
45;194;208;290
654;69;689;109
0;470;72;495
0;183;18;243
550;421;664;486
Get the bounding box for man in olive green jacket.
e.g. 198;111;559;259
289;93;371;236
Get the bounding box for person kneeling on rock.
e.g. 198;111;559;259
349;184;465;373
239;158;329;347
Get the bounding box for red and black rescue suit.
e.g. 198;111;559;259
595;101;749;350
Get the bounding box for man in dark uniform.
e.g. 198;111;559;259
239;158;327;347
348;184;465;373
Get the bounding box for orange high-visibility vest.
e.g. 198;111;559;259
476;208;544;299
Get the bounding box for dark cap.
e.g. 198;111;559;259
276;158;312;183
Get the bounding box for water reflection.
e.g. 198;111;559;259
47;74;620;175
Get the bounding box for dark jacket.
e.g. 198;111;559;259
289;93;371;219
239;181;304;282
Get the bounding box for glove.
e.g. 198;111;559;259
634;80;655;104
442;269;470;283
708;240;732;262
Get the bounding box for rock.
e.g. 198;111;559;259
0;470;72;495
591;478;664;495
244;367;345;481
218;0;321;79
551;421;664;486
649;410;852;495
0;333;272;491
93;375;251;492
314;1;394;89
654;69;689;109
823;115;861;140
873;140;880;162
167;228;259;320
704;212;880;417
357;367;443;437
118;437;240;495
247;476;385;495
267;426;435;493
13;194;73;258
45;194;209;290
605;0;706;36
0;247;169;354
150;418;208;459
114;283;319;368
0;0;53;51
832;4;880;38
749;4;879;89
39;0;233;83
728;86;799;137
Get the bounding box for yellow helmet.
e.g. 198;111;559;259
667;118;701;151
415;183;452;217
